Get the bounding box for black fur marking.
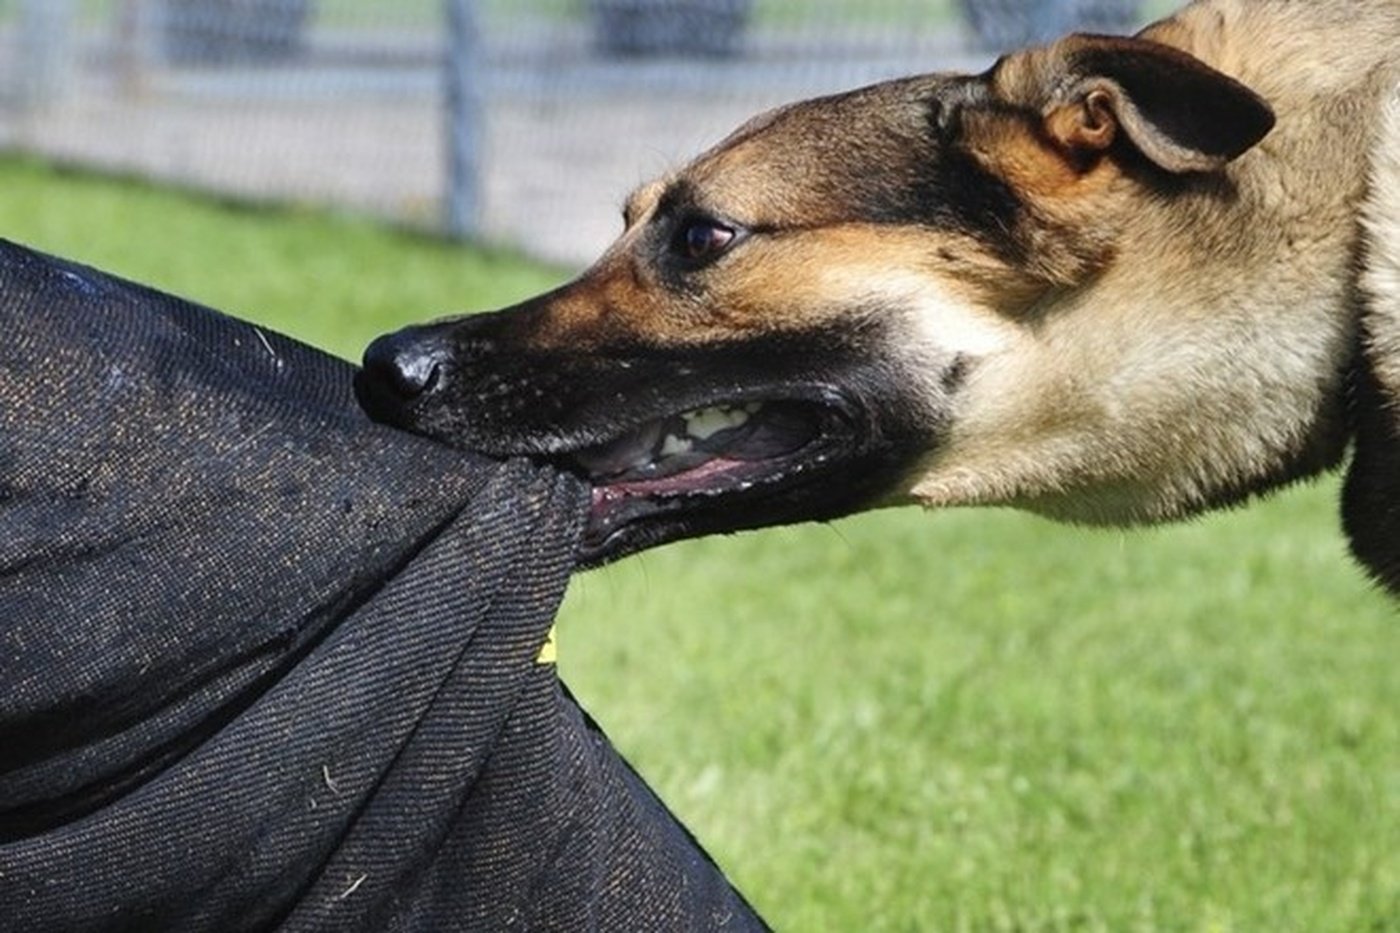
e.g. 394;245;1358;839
1343;344;1400;593
940;354;971;395
921;143;1027;263
1071;39;1275;165
831;93;1026;264
654;179;700;220
367;308;928;451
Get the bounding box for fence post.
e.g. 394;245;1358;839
117;0;157;98
444;0;484;241
17;0;76;111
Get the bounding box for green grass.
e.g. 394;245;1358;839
0;158;564;361
564;504;1400;931
5;157;1397;931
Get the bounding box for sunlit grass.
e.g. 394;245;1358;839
2;158;565;361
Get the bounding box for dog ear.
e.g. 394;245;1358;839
1042;35;1275;173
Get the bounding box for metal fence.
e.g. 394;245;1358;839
0;1;1165;268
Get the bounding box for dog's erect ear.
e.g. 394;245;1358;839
1041;35;1275;173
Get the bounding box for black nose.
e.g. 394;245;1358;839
356;328;451;419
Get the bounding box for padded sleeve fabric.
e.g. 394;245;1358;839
0;240;766;931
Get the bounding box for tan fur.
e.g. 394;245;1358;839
910;0;1400;524
1363;83;1400;401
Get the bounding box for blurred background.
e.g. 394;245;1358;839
4;3;1397;930
0;0;1167;267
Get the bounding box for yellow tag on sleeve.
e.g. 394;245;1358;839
535;625;557;665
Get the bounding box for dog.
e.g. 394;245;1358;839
356;0;1400;589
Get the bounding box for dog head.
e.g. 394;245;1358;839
357;32;1309;565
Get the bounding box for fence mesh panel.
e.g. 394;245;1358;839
0;1;1166;267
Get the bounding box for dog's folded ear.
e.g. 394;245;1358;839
1041;35;1275;173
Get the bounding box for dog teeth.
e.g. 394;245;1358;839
681;404;757;440
658;433;693;457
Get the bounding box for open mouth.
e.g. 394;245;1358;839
560;397;859;562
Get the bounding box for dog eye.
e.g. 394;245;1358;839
675;219;736;263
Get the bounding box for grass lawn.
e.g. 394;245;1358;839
6;157;1398;931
